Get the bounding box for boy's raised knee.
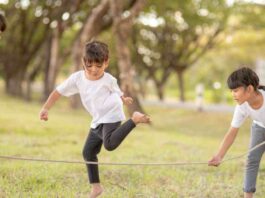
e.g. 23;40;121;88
103;143;116;151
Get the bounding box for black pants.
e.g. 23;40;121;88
82;119;136;183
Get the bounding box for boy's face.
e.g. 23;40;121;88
83;59;108;80
231;86;251;105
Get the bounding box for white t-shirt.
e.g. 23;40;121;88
56;71;126;128
231;89;265;128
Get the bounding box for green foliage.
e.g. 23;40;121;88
132;0;231;100
185;27;265;103
233;2;265;30
0;0;264;103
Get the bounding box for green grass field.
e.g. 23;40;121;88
0;93;264;198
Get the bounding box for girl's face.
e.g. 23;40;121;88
83;59;108;80
231;86;251;105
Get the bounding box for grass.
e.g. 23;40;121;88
0;92;264;198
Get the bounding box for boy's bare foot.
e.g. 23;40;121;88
244;193;253;198
90;183;103;198
131;111;150;124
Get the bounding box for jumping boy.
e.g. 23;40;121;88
39;41;150;197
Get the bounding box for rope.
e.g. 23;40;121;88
221;140;265;163
0;155;206;166
0;141;264;166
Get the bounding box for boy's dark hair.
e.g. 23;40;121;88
83;41;109;64
227;67;265;91
0;13;6;32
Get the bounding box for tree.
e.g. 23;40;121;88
233;1;265;30
43;0;85;100
132;24;174;100
110;0;146;115
133;0;231;101
0;1;50;97
70;0;111;108
0;0;86;99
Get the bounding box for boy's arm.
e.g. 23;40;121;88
109;77;132;105
39;90;61;121
208;126;239;166
121;95;133;105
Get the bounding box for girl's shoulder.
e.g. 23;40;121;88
235;103;244;109
235;102;248;113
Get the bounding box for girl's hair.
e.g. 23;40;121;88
83;41;109;63
227;67;265;91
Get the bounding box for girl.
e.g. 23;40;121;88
208;67;265;198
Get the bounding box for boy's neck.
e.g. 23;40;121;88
84;71;105;81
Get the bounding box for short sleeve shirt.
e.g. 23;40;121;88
231;90;265;128
56;71;126;128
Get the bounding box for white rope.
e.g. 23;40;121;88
0;155;206;166
0;141;264;166
221;140;265;163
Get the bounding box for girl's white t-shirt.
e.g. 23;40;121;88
56;71;126;128
231;89;265;128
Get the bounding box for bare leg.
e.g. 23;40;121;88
244;192;253;198
90;183;103;198
131;111;150;124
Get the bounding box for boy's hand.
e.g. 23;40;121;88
121;96;133;105
208;155;222;166
39;108;49;121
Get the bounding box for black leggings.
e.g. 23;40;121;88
82;119;136;183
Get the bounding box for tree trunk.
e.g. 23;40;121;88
70;0;110;109
43;35;52;100
110;0;146;115
157;84;165;101
43;25;63;101
46;26;61;96
25;61;43;101
5;70;24;97
114;36;144;115
176;70;185;102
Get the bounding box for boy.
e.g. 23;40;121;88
39;41;150;197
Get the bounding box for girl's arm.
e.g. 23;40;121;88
39;90;62;121
208;126;239;166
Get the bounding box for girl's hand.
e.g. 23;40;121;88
208;155;222;167
121;96;133;105
39;108;49;121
